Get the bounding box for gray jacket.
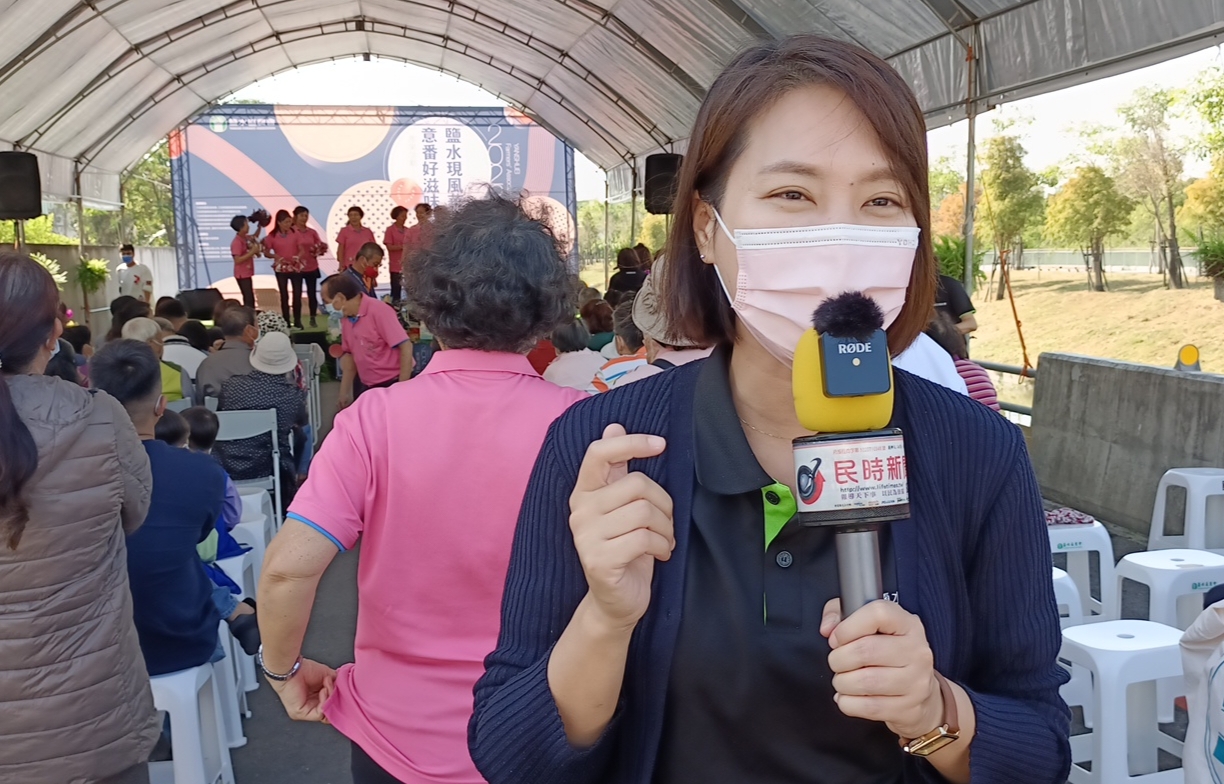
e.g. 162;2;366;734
0;375;160;783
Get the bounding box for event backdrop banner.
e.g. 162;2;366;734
170;104;578;291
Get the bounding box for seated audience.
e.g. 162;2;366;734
43;338;83;386
591;299;649;392
62;323;94;383
614;256;713;387
90;339;237;675
542;319;604;394
106;297;150;342
212;297;241;324
154;297;189;331
0;253;159;784
215;332;307;505
526;337;557;375
155;409;258;652
581;298;615;353
163;321;208;383
196;306;258;401
927;311;1000;411
121;317;184;402
607;246;647;295
577;286;603;310
181;406;243;533
177;319;213;354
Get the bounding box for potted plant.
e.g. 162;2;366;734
75;258;111;326
29;252;67;290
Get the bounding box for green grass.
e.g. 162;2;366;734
972;271;1223;372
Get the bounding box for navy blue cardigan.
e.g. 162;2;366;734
470;361;1071;783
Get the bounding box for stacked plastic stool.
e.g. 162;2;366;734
1148;468;1224;553
1062;620;1185;783
148;664;235;784
1048;518;1117;621
1053;568;1094;727
1116;548;1224;722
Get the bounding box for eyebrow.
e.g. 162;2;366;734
758;160;901;185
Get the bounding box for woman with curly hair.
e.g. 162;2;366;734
257;193;586;784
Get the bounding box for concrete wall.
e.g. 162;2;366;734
1029;353;1224;537
29;244;178;340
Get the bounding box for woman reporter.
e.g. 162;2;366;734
470;35;1069;784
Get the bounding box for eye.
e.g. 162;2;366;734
867;197;900;208
773;190;807;201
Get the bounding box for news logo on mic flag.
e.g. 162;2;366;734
793;431;909;519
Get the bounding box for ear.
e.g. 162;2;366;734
155;395;167;418
692;196;717;266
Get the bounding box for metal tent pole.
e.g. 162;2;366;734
963;33;979;299
604;179;611;290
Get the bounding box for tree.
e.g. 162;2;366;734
0;215;76;245
1116;88;1188;288
1180;162;1224;239
637;213;668;254
977;133;1044;299
1045;166;1134;291
79;140;175;247
928;156;964;208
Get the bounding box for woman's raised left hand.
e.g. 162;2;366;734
821;598;945;740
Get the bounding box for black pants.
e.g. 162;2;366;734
276;272;305;325
353;375;397;400
304;271;319;320
236;277;255;309
390;271;403;304
351;741;404;783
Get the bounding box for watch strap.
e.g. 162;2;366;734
935;673;960;734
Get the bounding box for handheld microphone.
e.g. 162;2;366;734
792;292;911;615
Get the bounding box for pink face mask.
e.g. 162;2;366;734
713;211;919;365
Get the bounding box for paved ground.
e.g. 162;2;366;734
224;381;1182;781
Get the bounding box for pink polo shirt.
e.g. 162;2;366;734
295;226;325;273
340;294;410;386
264;231;302;273
230;235;255;279
287;350;587;783
337;225;377;269
383;223;408;273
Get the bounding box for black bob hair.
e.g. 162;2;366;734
405;193;574;354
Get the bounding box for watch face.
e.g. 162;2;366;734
907;731;959;757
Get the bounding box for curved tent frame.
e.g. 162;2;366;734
2;0;1222;205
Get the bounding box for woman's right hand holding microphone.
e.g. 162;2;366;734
568;423;674;633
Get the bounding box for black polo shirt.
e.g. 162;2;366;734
654;346;903;784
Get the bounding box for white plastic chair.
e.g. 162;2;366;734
204;396;219;411
165;398;192;413
216;551;260;694
1063;620;1185;783
1048;521;1117;621
148;664;235;784
1149;468;1224;553
1054;568;1094;728
212;621;247;749
293;345;322;445
215;409;282;525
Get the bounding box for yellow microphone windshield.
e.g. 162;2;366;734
793;329;894;433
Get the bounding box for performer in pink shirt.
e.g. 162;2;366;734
383;207;409;304
293;206;326;328
264;210;306;328
257;194;582;784
335;206;376;271
229;215;260;308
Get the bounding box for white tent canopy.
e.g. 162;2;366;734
1;0;1221;205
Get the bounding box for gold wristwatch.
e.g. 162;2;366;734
901;673;961;757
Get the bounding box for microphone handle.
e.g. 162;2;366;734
835;523;883;616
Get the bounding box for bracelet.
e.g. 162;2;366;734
256;644;302;682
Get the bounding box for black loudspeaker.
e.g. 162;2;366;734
0;151;42;220
644;153;683;215
178;288;223;320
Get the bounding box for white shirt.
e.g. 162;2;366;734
542;349;604;395
600;340;620;360
117;262;153;300
615;346;714;388
161;337;208;380
893;332;969;395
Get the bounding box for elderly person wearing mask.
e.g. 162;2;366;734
0;253;160;784
215;331;307;504
122;316;185;402
615;256;713;387
257;194;585;784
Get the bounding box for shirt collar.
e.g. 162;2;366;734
221;339;250;351
693;344;773;495
419;348;540;378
